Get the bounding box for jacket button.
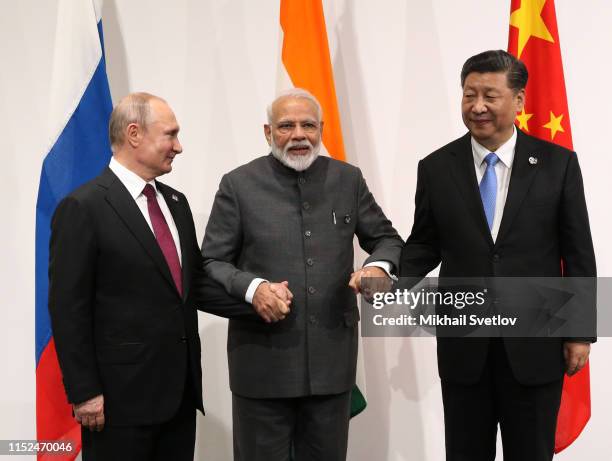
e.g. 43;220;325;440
304;230;312;237
180;336;187;343
307;258;314;266
303;202;310;210
308;286;316;294
309;315;317;324
492;254;500;262
298;177;306;184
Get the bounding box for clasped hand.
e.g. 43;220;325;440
253;268;391;323
349;266;392;297
253;281;293;323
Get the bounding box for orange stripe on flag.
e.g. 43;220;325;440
280;0;346;161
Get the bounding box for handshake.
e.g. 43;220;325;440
252;266;392;323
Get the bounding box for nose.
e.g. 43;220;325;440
291;124;306;140
472;96;487;114
173;137;183;154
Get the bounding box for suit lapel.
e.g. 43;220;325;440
99;169;179;296
448;134;494;247
495;130;541;246
157;183;192;301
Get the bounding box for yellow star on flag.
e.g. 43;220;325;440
543;111;565;140
516;109;534;132
509;0;555;58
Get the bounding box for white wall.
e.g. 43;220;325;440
1;1;610;459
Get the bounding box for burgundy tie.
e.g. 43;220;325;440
142;184;183;296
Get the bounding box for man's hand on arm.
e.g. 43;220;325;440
73;394;105;432
349;266;393;296
252;281;292;323
563;342;591;376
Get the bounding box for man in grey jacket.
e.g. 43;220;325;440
201;88;402;461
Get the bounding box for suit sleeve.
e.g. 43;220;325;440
48;197;102;404
354;169;403;271
180;191;258;319
559;152;597;342
559;152;596;277
400;159;442;277
201;173;260;300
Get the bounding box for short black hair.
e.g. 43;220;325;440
460;50;528;91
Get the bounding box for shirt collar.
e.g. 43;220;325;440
471;126;517;169
109;157;157;199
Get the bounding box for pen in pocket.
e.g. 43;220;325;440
332;210;337;225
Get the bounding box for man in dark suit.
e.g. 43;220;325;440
48;92;241;460
400;50;596;460
201;88;403;461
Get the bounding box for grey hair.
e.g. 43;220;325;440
266;88;323;124
108;92;165;151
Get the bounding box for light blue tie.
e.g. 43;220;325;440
479;153;499;230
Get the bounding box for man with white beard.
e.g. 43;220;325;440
201;88;402;461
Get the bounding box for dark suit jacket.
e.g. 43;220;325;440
201;155;403;398
400;130;596;385
48;167;243;426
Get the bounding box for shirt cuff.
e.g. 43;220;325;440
364;261;397;281
245;278;267;304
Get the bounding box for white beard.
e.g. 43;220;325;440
271;138;320;172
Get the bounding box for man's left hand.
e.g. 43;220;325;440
348;266;392;295
564;342;591;376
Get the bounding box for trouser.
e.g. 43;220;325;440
232;390;352;461
441;339;563;461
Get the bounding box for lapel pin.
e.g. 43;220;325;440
171;194;179;202
528;156;538;165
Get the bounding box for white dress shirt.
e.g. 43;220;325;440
472;127;517;243
109;157;182;264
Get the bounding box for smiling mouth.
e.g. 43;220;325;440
288;146;311;155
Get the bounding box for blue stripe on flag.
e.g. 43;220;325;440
35;21;113;365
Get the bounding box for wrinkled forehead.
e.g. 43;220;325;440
271;97;320;123
462;71;511;91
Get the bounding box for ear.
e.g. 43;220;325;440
264;124;272;146
126;123;141;148
515;89;526;112
319;121;324;135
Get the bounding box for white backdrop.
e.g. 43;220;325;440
1;1;611;460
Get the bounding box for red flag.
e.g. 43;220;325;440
508;0;590;453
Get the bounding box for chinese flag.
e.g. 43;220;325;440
508;0;591;453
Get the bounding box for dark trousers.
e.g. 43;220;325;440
81;378;196;461
441;339;564;461
232;391;351;461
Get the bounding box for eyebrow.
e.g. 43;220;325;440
276;118;318;123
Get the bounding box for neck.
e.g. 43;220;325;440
112;154;155;182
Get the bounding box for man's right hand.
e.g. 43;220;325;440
74;394;105;432
253;281;292;323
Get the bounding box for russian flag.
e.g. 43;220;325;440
35;0;112;458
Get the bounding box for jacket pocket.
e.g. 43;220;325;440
97;343;146;364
